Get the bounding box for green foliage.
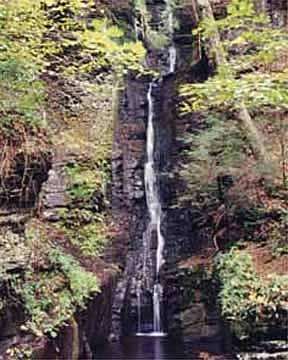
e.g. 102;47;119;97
5;344;33;360
180;115;247;200
67;169;99;201
41;0;146;76
178;0;287;246
48;248;100;307
1;219;103;340
61;160;110;256
181;67;288;113
0;0;146;135
59;208;108;256
0;1;50;70
64;18;146;76
17;248;100;338
215;248;288;338
182;0;288;114
65;163;103;202
0;1;48;132
76;222;107;256
134;0;146;11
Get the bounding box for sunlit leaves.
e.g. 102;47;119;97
215;248;288;338
178;0;287;238
44;0;95;15
45;5;147;76
181;69;288;113
0;0;51;130
0;0;146;132
181;0;288;114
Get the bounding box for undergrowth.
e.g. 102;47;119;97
215;248;288;339
12;248;100;339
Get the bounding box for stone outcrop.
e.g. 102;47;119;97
163;258;228;343
0;68;118;359
110;73;148;337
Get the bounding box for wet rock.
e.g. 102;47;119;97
236;340;288;360
0;211;31;232
0;230;30;272
40;165;70;221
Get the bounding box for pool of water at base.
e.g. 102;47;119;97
94;335;233;360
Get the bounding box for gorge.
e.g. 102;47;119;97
0;1;287;360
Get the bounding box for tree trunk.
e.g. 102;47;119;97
237;103;267;161
197;0;268;162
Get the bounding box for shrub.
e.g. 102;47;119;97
15;248;100;338
215;248;288;339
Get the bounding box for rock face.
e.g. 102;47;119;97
109;0;215;339
33;76;119;358
110;73;148;337
0;70;118;358
163;259;231;349
40;159;70;222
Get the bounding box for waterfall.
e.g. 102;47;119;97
136;0;176;336
146;82;165;334
136;280;142;333
167;0;177;73
169;42;177;74
137;81;165;335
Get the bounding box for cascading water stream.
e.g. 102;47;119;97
146;82;165;334
136;0;176;336
167;6;176;73
137;81;165;335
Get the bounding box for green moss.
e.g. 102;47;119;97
0;221;101;340
58;208;108;257
59;160;110;257
65;163;102;203
72;222;107;256
14;248;100;338
49;248;100;307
